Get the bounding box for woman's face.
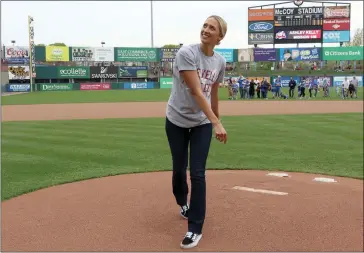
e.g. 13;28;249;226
200;17;221;46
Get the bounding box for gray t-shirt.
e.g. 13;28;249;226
166;43;226;128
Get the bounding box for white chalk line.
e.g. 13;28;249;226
232;186;288;196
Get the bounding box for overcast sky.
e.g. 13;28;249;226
1;0;363;49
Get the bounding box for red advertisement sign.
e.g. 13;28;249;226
276;30;321;40
323;18;350;30
80;83;111;90
324;6;350;18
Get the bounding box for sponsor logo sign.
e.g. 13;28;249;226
80;83;111;90
45;46;70;61
8;66;30;80
248;9;274;21
124;82;155;89
115;48;159;62
90;66;118;79
119;66;148;78
324;6;350;19
272;76;301;87
160;48;179;62
322;47;363;61
248;21;274;33
274;26;322;43
214;49;234;62
40;83;73;91
322;31;350;43
279;48;321;61
4;46;29;64
94;47;114;61
333;76;363;87
7;84;31;92
248;33;274;44
57;67;90;79
71;47;95;61
160;77;173;89
323;18;350;30
253;48;277;61
237;49;254;62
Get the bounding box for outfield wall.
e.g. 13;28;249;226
4;75;363;93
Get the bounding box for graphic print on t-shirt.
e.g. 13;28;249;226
197;67;219;98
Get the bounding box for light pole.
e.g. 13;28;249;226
150;0;154;47
101;41;105;47
11;40;16;46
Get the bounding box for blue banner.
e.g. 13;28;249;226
279;48;321;61
124;82;155;89
333;76;363;87
272;76;301;87
214;49;234;62
6;84;31;92
323;31;350;43
6;58;30;64
119;66;148;78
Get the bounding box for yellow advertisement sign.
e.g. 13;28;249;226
46;46;69;61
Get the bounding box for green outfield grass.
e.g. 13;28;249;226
2;113;363;201
2;87;363;105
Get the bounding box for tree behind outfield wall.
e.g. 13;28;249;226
344;28;363;47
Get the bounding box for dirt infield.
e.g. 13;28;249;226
1;100;363;251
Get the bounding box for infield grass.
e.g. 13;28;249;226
2;87;363;105
2;113;363;201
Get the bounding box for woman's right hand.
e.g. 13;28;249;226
213;121;227;144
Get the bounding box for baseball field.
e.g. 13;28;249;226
1;88;363;251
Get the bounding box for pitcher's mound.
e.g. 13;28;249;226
2;170;363;252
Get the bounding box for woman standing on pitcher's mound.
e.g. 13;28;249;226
165;15;228;249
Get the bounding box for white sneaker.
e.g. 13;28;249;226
180;232;202;249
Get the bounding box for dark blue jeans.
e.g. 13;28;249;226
165;117;212;234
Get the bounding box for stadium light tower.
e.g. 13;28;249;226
11;40;16;46
150;0;154;47
101;41;105;47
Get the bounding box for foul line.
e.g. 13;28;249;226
232;186;288;196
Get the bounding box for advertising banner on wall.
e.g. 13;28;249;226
6;84;31;92
274;26;322;44
214;48;234;62
4;46;29;64
253;48;276;61
94;47;114;61
115;48;159;62
160;48;179;62
322;31;350;43
333;76;363;87
57;66;90;79
322;47;363;61
160;77;173;88
248;21;274;33
123;82;155;89
71;47;95;61
90;66;118;79
272;76;301;87
248;33;274;44
238;49;254;62
80;83;111;90
248;9;274;21
324;6;350;19
119;66;148;78
45;46;70;61
279;48;321;61
323;18;350;30
8;66;30;80
39;83;73;91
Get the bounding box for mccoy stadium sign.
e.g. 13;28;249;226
274;7;323;15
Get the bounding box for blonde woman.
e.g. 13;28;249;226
165;15;228;249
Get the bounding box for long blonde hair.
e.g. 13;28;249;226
208;15;227;45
